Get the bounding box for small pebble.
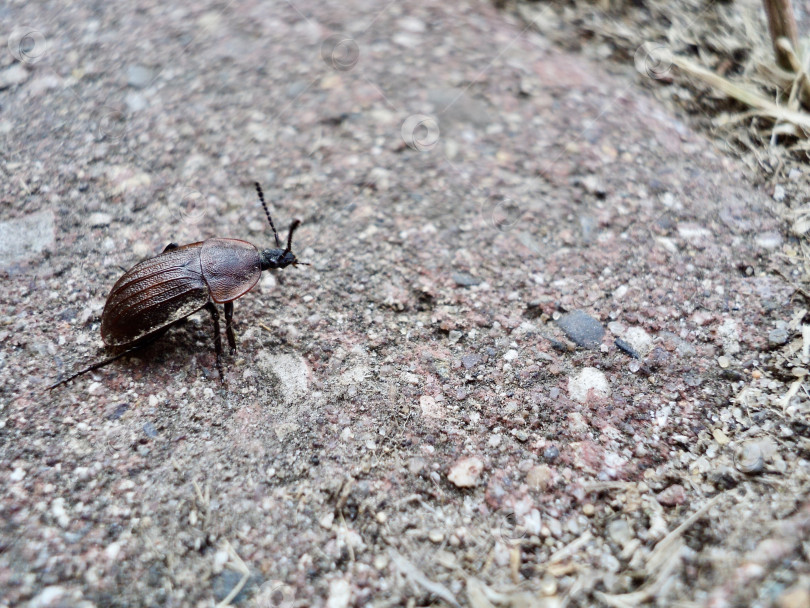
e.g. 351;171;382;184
712;428;729;445
429;529;444;543
607;519;634;547
539;576;557;596
777;584;810;608
461;354;481;369
28;587;67;608
556;310;605;349
568;367;611;403
656;484;687;506
127;64;154;88
0;64;29;89
326;578;351;608
543;445;560;462
768;327;789;346
448;456;483;488
623;327;653;358
527;464;553;491
452;272;481;287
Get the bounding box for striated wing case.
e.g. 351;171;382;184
101;243;210;347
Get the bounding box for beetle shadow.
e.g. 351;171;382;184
93;317;226;385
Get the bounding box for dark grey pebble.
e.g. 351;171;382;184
556;310;604;349
212;570;263;604
543;445;560;461
615;338;639;359
107;403;130;421
768;327;789;346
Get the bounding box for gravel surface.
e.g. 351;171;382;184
2;1;809;607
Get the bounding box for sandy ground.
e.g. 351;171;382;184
2;0;809;607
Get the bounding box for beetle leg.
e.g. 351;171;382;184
162;243;179;252
224;302;236;354
204;302;225;382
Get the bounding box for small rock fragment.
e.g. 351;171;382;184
127;64;154;88
256;353;310;407
428;529;444;543
88;212;113;227
448;457;483;488
461;353;481;369
543;445;560;462
364;167;391;191
769;327;789;346
656;484;687;506
0;64;29;89
452;271;481;287
712;428;729;445
568;367;611;403
615;338;640;359
0;210;55;269
623;327;653;358
607;519;634;547
326;578;351;608
777;584;810;608
28;587;68;608
556;310;605;349
419;395;442;419
125;91;148;112
319;512;335;529
212;570;261;604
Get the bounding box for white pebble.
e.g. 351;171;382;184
448;457;483;488
326;578;351;608
568;367;611;403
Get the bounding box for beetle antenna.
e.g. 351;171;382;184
285;219;301;253
285;219;310;266
45;344;147;392
255;182;281;248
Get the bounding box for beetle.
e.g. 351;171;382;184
47;182;306;389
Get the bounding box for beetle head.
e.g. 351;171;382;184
254;183;308;270
260;248;297;269
260;219;306;270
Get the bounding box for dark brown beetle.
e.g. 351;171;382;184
48;182;306;389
